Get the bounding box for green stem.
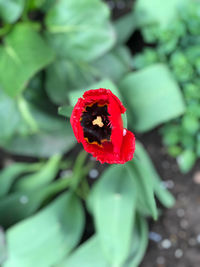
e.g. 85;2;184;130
0;24;12;37
21;0;31;21
17;96;39;133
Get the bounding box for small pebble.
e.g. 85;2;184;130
170;234;177;245
161;180;174;189
149;232;162;243
189;238;197;246
193;171;200;184
180;219;189;229
60;170;73;178
20;195;29;204
156;256;165;265
178;231;187;239
174;248;183;258
177;208;185;218
90;156;96;161
161;239;172;249
196;234;200;243
89;169;99;179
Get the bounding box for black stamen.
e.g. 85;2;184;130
81;103;112;145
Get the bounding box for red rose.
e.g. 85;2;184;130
70;88;135;164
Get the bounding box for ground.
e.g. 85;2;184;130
139;129;200;267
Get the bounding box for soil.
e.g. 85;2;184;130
138;129;200;267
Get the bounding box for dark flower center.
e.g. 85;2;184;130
80;103;112;145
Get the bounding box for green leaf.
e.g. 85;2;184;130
3;106;75;157
114;12;136;44
13;154;61;192
182;114;199;135
69;79;122;107
91;165;137;266
0;88;21;143
119;63;185;132
60;215;148;267
128;159;158;220
0;177;73;228
0;162;42;197
0;228;7;265
0;23;54;97
58;105;73;118
135;142;175;208
177;149;196;173
45;59;96;104
92;46;131;83
124;214;148;267
45;0;115;62
58;235;109;267
3;124;75;158
3;192;84;267
134;0;189;28
0;0;25;23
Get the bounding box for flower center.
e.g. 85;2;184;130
80;103;112;145
92;116;104;127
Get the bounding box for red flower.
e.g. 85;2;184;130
70;88;135;164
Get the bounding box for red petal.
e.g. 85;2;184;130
82;129;135;164
83;88;126;114
119;129;135;163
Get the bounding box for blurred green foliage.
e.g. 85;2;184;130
133;0;200;173
0;0;181;266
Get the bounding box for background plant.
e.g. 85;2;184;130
133;0;200;173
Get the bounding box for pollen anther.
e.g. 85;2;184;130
92;116;104;127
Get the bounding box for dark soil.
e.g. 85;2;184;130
139;130;200;267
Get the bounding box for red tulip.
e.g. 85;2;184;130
70;88;135;164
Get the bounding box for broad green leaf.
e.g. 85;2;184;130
92;47;131;83
0;228;7;265
134;0;189;28
60;215;148;267
113;46;132;68
0;162;42;197
91;165;137;266
0;23;54;97
0;88;21;143
0;0;25;23
69;79;121;107
58;235;109;267
3;124;75;157
119;64;185;132
114;12;136;44
45;0;115;62
124;214;148;267
45;59;96;104
13;154;61;192
58;105;73;118
3;105;75;157
135;142;175;208
177;149;196;173
128;159;158;220
0;178;73;228
3;192;84;267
